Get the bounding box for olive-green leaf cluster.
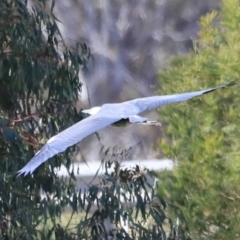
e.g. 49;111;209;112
76;158;183;240
157;0;240;239
0;0;90;239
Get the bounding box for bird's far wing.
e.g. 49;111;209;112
17;113;120;176
127;81;236;114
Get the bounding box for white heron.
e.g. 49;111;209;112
17;81;235;176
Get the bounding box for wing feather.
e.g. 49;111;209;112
18;81;235;176
126;81;235;114
18;114;120;176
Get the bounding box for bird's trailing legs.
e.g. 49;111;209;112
129;115;161;126
135;120;161;126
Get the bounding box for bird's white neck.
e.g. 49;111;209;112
82;106;101;115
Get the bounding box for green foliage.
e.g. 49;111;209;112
157;0;240;239
73;155;186;240
0;0;91;238
54;146;190;240
0;1;185;239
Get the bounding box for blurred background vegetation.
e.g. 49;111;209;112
54;0;221;162
157;0;240;239
1;0;240;239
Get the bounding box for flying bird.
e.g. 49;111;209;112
17;81;235;176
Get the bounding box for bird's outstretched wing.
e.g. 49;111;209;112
17;114;120;176
18;81;236;176
127;81;236;114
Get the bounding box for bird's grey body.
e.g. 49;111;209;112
17;81;235;176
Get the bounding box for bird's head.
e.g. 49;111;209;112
82;106;101;115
